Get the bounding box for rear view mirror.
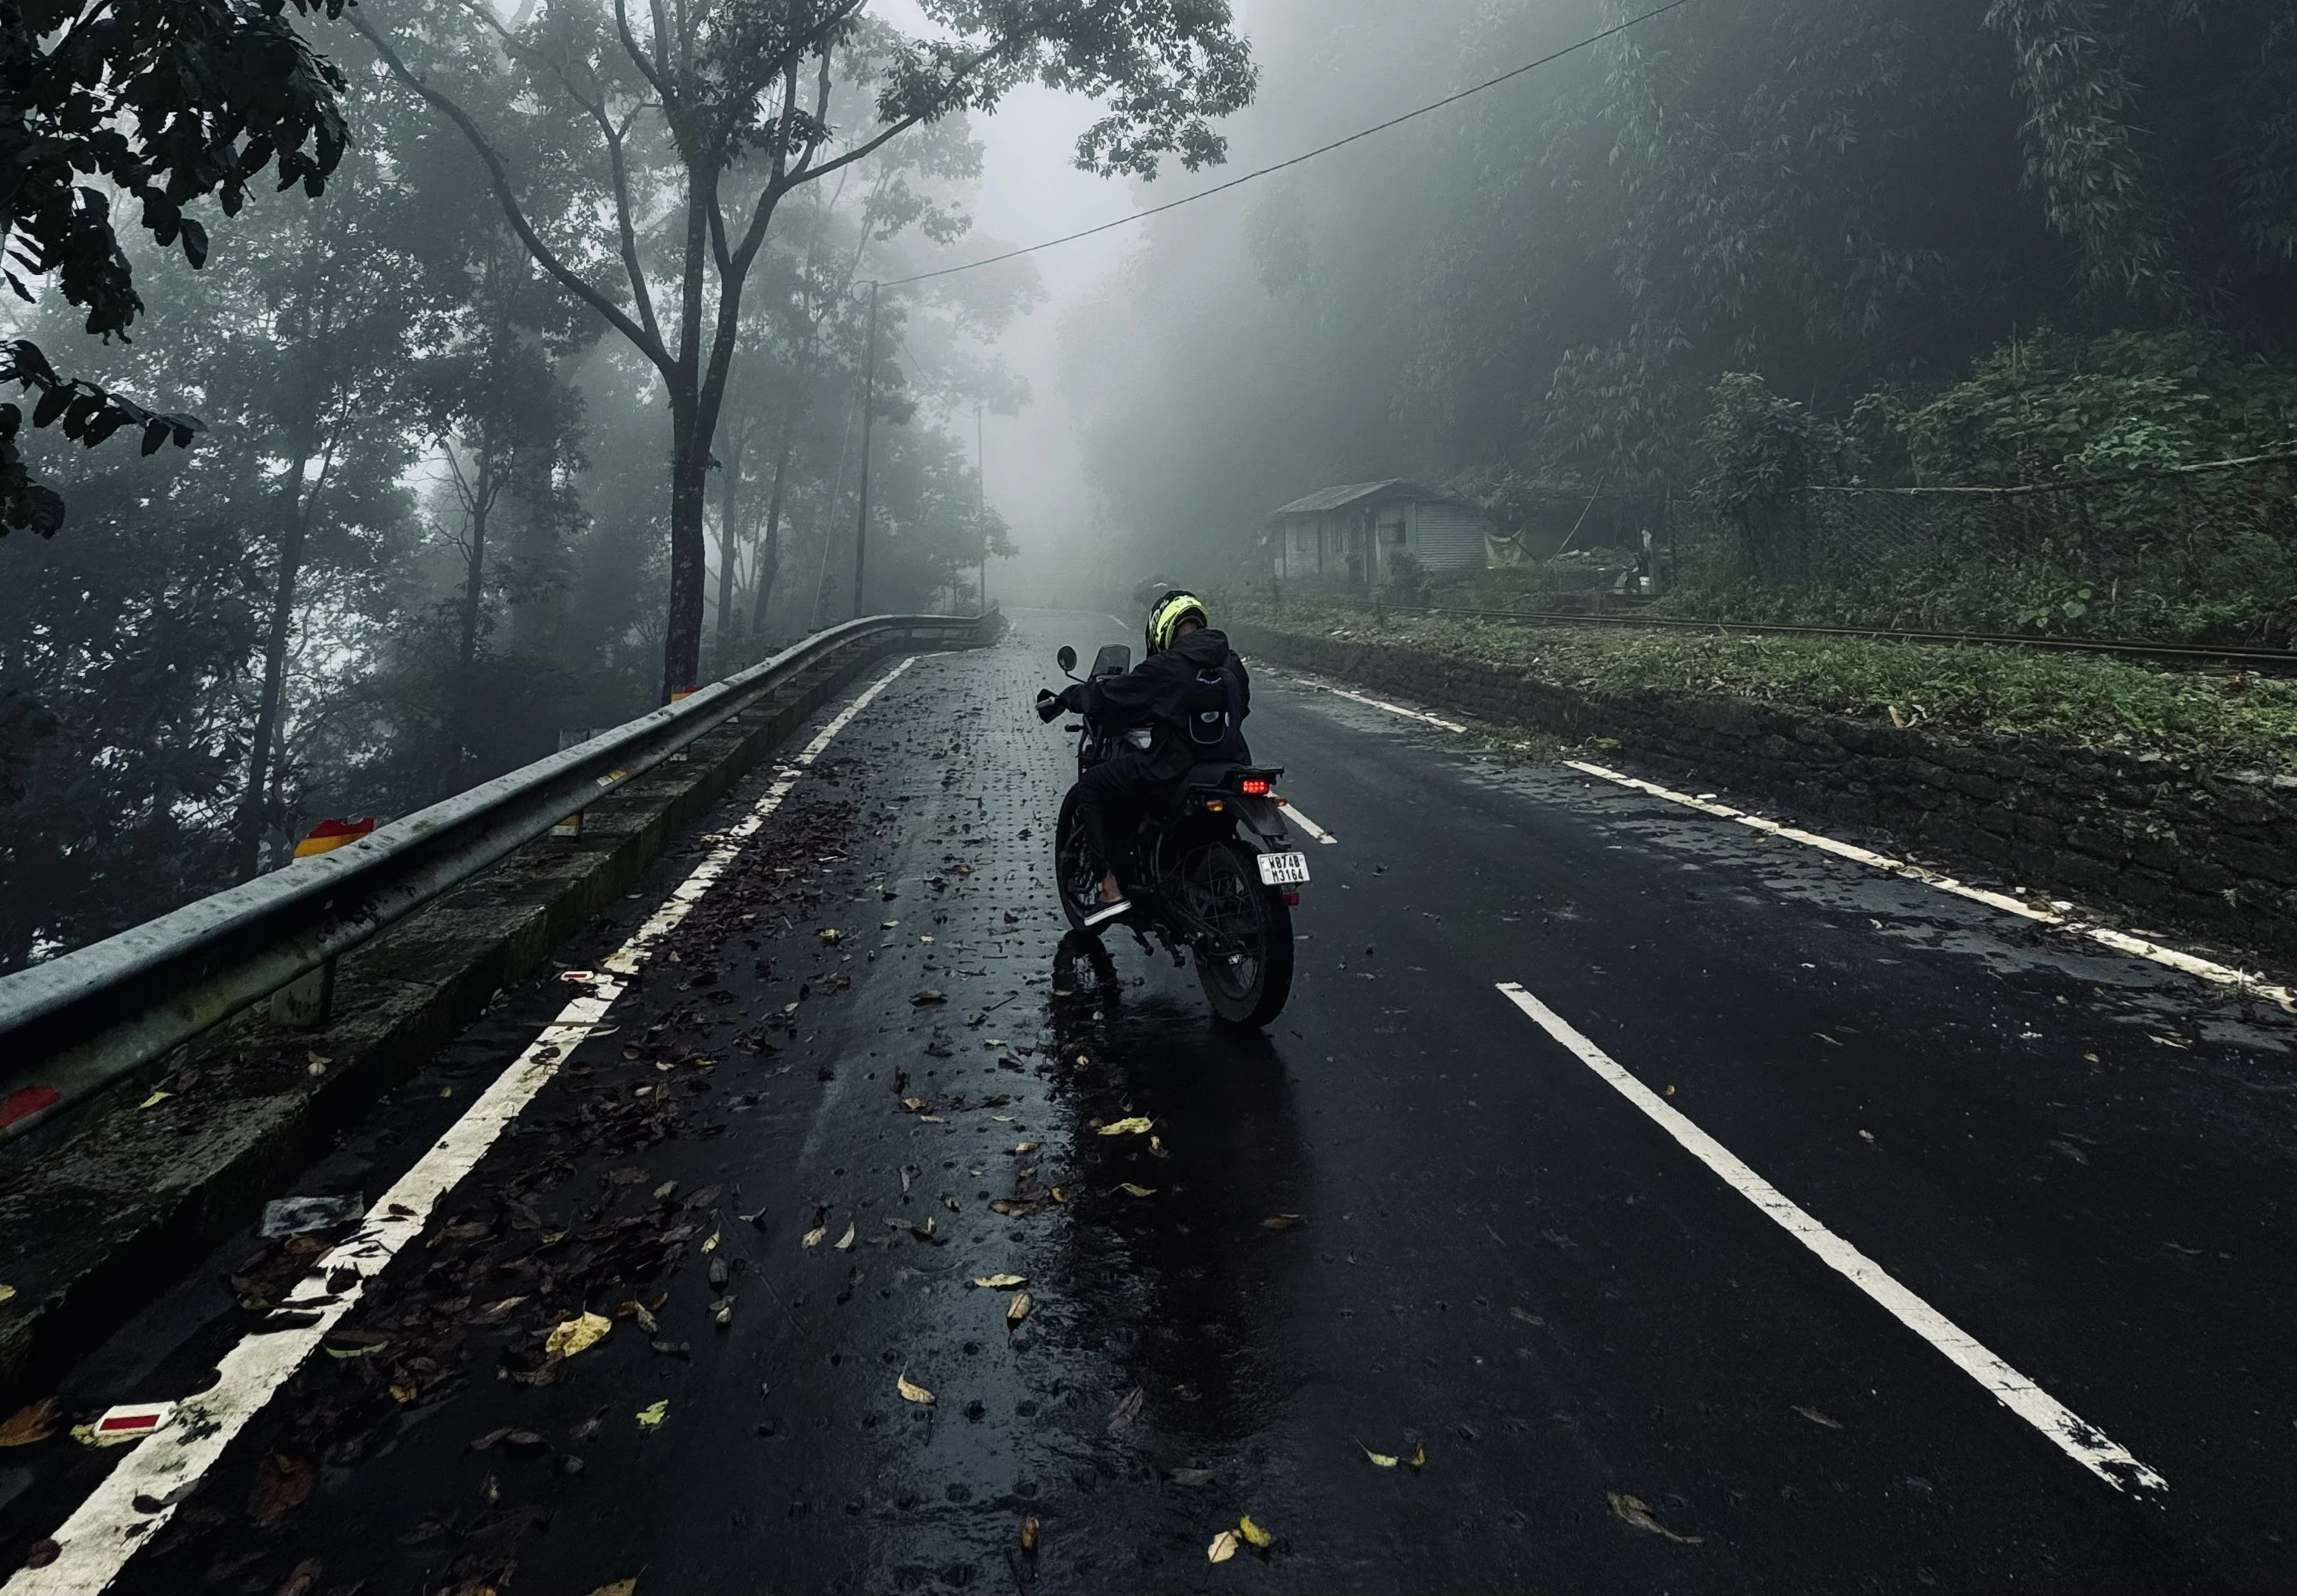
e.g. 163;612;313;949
1057;645;1078;672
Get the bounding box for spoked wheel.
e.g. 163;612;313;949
1179;839;1295;1029
1054;787;1110;935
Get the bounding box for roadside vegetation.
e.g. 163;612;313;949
1234;601;2297;773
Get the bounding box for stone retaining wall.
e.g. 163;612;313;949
1229;619;2297;959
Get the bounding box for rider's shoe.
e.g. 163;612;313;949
1081;897;1132;928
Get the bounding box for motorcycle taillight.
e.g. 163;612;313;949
1240;777;1271;796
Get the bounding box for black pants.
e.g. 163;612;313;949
1072;756;1167;887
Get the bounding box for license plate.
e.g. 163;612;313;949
1256;851;1310;886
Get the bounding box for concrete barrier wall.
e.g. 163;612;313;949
1229;619;2297;959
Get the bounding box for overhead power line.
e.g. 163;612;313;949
882;0;1701;289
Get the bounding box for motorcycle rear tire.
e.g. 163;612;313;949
1184;839;1295;1029
1054;787;1110;935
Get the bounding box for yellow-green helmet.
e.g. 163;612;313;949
1145;589;1209;655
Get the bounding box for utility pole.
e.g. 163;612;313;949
850;279;879;621
975;401;987;615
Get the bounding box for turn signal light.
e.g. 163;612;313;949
1239;777;1271;796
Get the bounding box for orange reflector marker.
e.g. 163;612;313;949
292;817;377;858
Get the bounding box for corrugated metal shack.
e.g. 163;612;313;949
1262;480;1493;588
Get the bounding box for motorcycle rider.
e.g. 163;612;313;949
1038;589;1253;928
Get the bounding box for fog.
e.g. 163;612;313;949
8;0;2296;966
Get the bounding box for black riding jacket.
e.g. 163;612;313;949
1061;628;1252;780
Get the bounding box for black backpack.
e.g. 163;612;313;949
1185;664;1250;760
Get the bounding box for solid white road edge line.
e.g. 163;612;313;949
5;657;921;1596
1565;758;2295;1011
1264;664;1468;734
1495;980;2168;1496
1275;796;1338;845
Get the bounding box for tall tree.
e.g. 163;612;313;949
347;0;1253;701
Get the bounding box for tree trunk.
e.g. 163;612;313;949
441;448;494;798
663;398;710;702
750;401;799;643
233;430;319;877
713;421;744;670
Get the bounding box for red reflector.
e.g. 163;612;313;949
1240;778;1271;796
1284;892;1300;906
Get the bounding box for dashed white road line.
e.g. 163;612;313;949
1566;759;2295;1010
1496;980;2167;1496
5;658;919;1596
1275;796;1338;845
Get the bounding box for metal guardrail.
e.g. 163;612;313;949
1282;597;2297;675
0;610;1000;1146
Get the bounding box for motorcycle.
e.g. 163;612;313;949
1038;640;1307;1028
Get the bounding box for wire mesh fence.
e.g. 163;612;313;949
1676;450;2297;646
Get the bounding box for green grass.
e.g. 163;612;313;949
1237;601;2297;772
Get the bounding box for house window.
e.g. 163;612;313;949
1381;510;1408;546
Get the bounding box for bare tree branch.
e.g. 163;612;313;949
348;10;675;375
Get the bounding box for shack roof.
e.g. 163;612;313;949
1265;479;1473;520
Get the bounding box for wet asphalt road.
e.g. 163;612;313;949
8;606;2297;1594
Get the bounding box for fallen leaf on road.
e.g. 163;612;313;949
0;1398;60;1447
1607;1492;1702;1544
1509;1306;1543;1326
834;1221;857;1251
275;1556;323;1596
700;1228;719;1253
1098;1116;1152;1136
138;1090;172;1109
650;1339;692;1361
544;1312;611;1360
911;990;946;1006
802;1225;826;1249
1410;1443;1427;1468
712;1297;735;1329
1117;1183;1156;1198
587;1582;639;1596
569;1409;606;1442
472;1295;528;1326
1238;1515;1273;1550
0;1285;14;1307
1361;1444;1398;1468
1858;1130;1875;1142
1107;1386;1145;1434
897;1373;935;1405
636;1401;668;1431
972;1274;1026;1288
1793;1405;1842;1429
1260;1214;1304;1231
1013;1140;1037;1154
1207;1531;1239;1563
819;928;841;943
2148;1033;2191;1049
1006;1291;1032;1329
248;1452;313;1527
616;1299;660;1334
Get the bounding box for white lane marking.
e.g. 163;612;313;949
1265;665;1468;733
1496;980;2167;1496
1565;759;2295;1011
7;658;920;1596
1275;796;1338;845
